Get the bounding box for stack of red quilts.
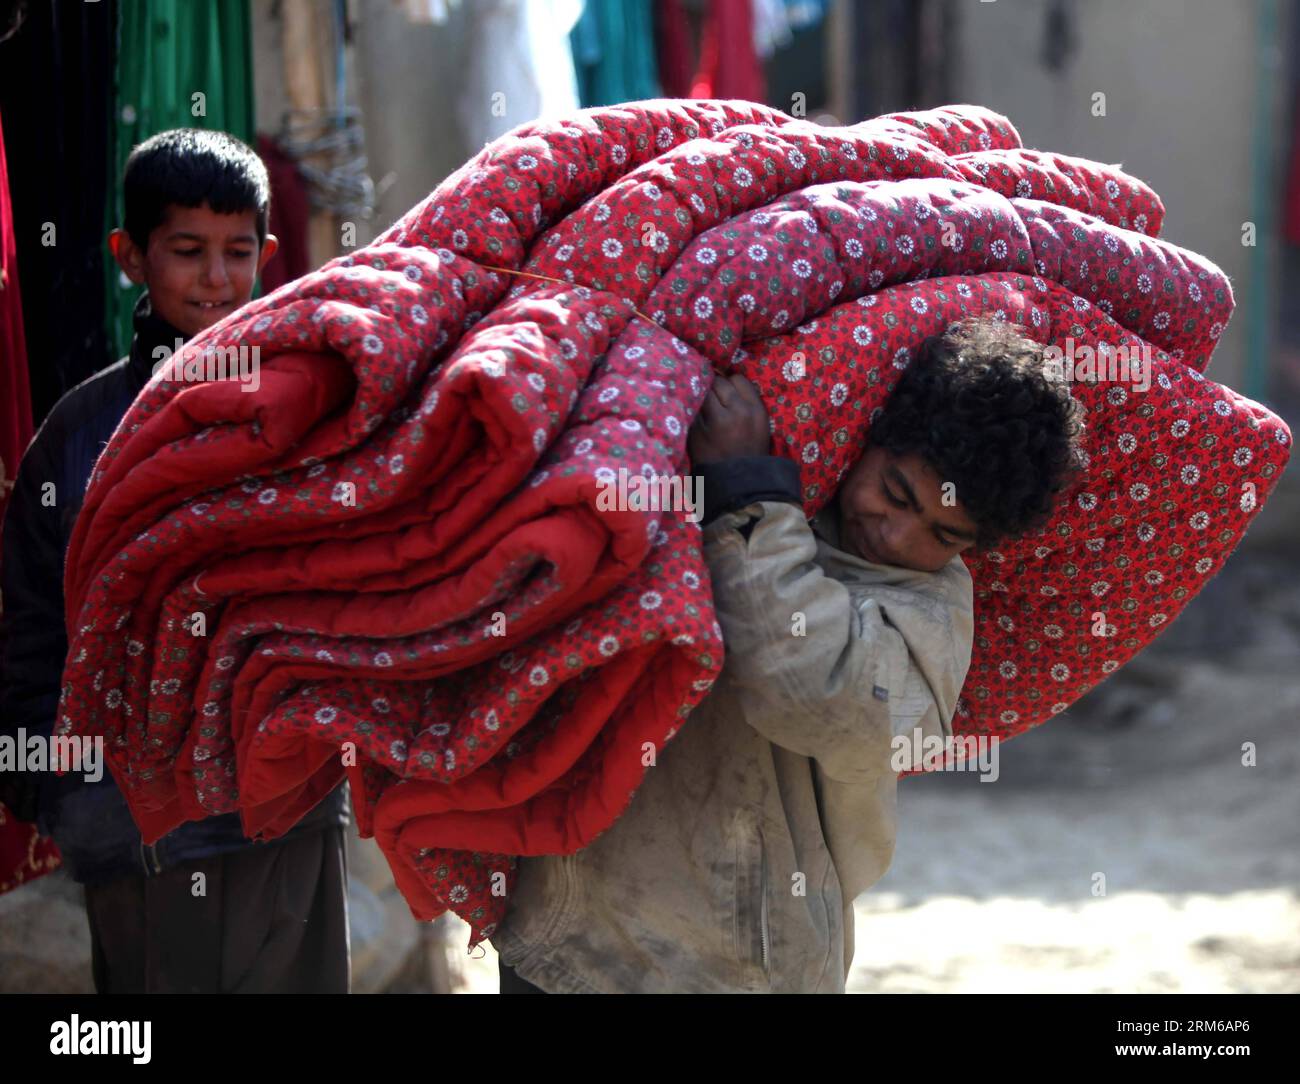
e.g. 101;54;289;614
57;100;1291;946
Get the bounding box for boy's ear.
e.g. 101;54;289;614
108;228;147;286
256;233;280;274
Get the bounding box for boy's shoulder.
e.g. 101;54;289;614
30;354;134;453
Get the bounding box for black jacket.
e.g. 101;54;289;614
0;292;349;885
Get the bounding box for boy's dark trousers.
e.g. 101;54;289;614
82;825;350;994
498;956;548;994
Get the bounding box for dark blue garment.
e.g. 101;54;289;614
0;292;349;886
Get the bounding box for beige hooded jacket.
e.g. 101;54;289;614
491;482;975;993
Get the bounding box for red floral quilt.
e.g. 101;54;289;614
53;100;1291;946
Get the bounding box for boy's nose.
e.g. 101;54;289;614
201;256;231;288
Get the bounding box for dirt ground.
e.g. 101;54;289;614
851;653;1300;993
450;545;1300;994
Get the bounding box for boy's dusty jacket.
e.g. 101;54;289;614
491;454;975;993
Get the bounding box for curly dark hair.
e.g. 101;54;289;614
866;317;1087;549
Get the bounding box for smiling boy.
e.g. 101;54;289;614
493;316;1085;993
0;129;352;993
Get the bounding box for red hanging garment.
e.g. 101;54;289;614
691;0;759;102
654;0;696;99
0;106;62;894
690;0;765;102
0;107;31;503
256;134;312;292
1281;94;1300;245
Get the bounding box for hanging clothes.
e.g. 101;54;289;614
0;805;61;895
0;108;31;510
0;102;62;896
569;0;662;108
0;101;34;693
1285;114;1300;245
690;0;764;103
398;0;462;22
0;0;116;425
105;0;257;359
784;0;827;30
653;0;695;99
457;0;584;151
751;0;793;59
255;134;311;293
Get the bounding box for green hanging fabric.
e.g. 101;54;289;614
104;0;256;358
570;0;662;108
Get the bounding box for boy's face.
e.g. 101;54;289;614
836;444;981;572
110;202;278;339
